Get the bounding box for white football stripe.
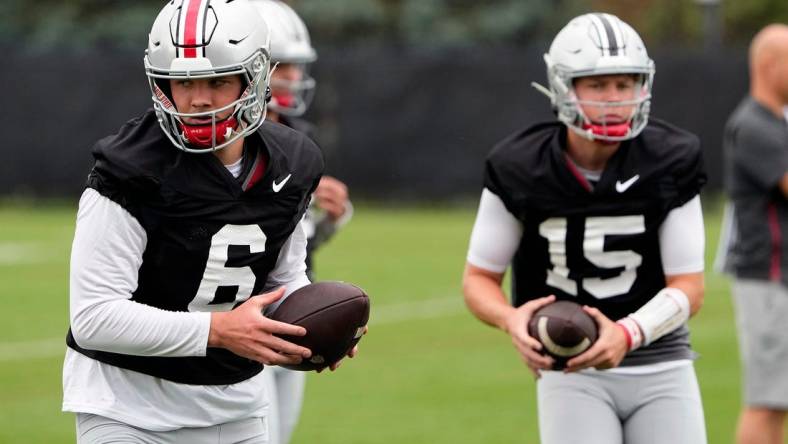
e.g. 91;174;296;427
537;317;591;357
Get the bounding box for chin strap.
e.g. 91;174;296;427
180;117;239;149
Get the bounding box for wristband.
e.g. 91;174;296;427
616;317;643;351
628;287;691;346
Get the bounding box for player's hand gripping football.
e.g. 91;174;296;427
504;295;556;377
208;287;312;366
563;306;629;372
317;325;368;373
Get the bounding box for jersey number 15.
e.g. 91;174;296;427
539;215;645;299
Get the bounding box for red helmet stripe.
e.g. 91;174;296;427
183;0;206;58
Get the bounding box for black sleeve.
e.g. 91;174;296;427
482;139;528;221
671;134;707;208
732;120;788;192
84;110;168;218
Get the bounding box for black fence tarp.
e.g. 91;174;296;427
2;43;747;200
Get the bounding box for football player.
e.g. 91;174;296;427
249;1;353;444
462;13;708;444
61;0;346;442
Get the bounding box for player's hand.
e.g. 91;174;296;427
503;295;556;377
314;176;349;222
318;325;368;373
208;287;312;366
563;306;628;372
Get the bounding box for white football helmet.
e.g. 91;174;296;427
144;0;272;153
251;0;316;116
532;13;655;142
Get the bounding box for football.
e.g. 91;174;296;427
269;281;370;371
527;300;598;369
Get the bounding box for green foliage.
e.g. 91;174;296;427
724;0;788;42
293;0;552;46
0;0;160;49
1;0;786;49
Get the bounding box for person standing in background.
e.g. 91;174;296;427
250;2;353;443
719;23;788;444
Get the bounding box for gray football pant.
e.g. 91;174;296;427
537;363;707;444
262;366;307;444
76;414;268;444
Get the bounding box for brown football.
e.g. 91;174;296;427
269;281;370;371
527;300;598;370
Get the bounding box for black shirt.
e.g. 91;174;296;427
723;97;788;285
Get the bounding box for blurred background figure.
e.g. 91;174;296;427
719;23;788;444
251;1;352;443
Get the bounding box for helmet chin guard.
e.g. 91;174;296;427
533;13;655;143
180;116;239;148
582;121;632;139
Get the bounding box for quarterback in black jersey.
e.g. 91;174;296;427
61;1;346;442
463;13;708;444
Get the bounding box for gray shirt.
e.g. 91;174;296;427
723;96;788;285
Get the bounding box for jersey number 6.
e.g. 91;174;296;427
189;224;267;312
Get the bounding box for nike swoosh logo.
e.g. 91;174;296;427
615;174;640;193
272;174;292;193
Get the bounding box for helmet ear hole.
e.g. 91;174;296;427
265;86;272;103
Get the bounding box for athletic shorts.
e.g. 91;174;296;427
732;278;788;409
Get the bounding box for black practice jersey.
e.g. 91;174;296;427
66;109;324;384
484;120;706;365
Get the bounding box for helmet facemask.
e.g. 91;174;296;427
532;13;656;143
552;69;654;143
268;62;316;117
146;50;271;153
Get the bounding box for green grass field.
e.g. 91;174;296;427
0;198;754;443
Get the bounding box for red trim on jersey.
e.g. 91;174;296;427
563;153;593;192
245;151;269;191
183;0;203;58
767;202;782;281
